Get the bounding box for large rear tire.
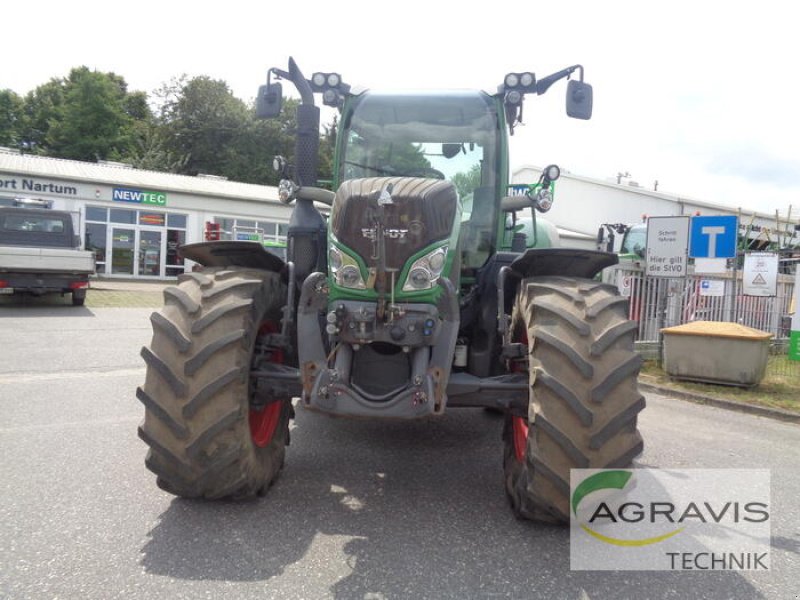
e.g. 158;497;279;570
503;276;644;522
137;268;292;499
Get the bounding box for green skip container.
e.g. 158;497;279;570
661;321;773;387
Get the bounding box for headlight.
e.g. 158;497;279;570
428;248;446;272
505;73;519;88
340;265;363;287
402;246;448;292
328;246;343;270
329;244;366;289
407;267;432;290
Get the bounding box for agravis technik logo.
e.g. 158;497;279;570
570;469;771;571
571;470;684;547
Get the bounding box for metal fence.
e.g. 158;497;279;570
603;263;799;380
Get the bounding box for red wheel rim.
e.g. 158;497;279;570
511;326;529;462
249;321;284;448
250;401;282;447
512;415;529;463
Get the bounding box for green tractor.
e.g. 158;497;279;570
137;58;644;522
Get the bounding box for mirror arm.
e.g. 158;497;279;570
288;58;314;105
536;64;583;95
271;58;315;106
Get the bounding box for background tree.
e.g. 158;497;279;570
0;90;25;147
21;78;65;153
451;163;482;199
125;121;188;172
317;116;337;185
154;75;313;185
217;105;297;185
123;90;151;122
381;142;431;175
46;67;140;161
157;76;250;177
17;68;148;161
8;67;335;186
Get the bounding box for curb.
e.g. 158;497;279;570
638;377;800;425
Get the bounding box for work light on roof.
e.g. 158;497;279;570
504;72;536;92
323;89;339;107
544;164;561;181
520;72;534;87
311;72;343;91
505;90;522;105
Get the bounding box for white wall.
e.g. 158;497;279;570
0;170;292;248
513;166;800;247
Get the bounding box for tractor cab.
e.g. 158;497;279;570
336;90;503;272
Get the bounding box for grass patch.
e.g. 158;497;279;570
0;289;164;308
641;358;800;413
84;289;164;308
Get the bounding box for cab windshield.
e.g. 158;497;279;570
621;224;647;258
339;91;502;267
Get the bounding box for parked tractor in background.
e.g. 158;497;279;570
597;222;646;261
137;58;644;522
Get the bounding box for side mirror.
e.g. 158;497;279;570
566;80;593;120
441;143;462;159
256;82;283;119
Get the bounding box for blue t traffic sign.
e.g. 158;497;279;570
689;215;738;258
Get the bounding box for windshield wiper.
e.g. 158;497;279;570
344;160;399;177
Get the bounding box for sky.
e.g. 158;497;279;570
5;0;799;220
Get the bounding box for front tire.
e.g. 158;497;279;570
137;268;291;499
503;276;644;522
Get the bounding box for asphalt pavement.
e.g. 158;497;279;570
0;303;798;599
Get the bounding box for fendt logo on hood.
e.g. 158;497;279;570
361;228;408;241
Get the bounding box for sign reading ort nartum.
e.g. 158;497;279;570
112;187;167;206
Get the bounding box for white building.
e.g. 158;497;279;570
513;166;800;251
3;149;797;281
0;150;290;279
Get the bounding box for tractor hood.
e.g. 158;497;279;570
330;177;458;274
